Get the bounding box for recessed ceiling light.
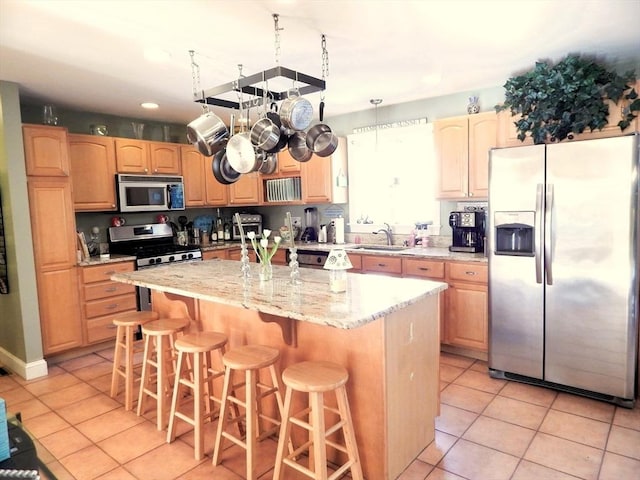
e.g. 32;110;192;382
141;102;159;109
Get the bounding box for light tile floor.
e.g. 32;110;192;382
1;349;638;479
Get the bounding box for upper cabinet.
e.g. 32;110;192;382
69;134;117;211
23;125;70;176
229;172;261;205
434;112;496;199
115;139;181;175
182;145;228;207
301;138;348;204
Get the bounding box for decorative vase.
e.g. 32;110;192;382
467;96;480;114
259;260;273;282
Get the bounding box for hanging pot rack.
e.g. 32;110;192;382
192;14;326;111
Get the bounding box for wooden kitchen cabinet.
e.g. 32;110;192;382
27;176;82;354
181;145;206;206
361;254;402;276
402;258;446;341
69;134;117;211
227;247;257;262
444;261;488;352
80;262;137;344
23;125;70;177
271;249;287;265
277;148;301;174
301;138;348;204
115;139;181;174
202;249;229;260
229;172;260;205
434;112;496;199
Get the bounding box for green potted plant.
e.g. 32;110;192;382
496;54;639;144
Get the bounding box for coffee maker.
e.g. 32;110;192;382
301;207;318;242
449;211;486;253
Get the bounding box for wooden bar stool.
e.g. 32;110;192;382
273;361;363;480
137;317;190;430
212;344;287;480
110;310;159;411
167;331;228;460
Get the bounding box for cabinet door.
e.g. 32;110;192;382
38;267;83;354
277;149;301;174
402;258;445;280
69;134;117;211
150;142;181;174
115;139;149;173
468;112;496;198
204;157;229;206
28;177;77;271
445;283;488;352
434;116;469;199
301;154;332;203
229;172;260;205
181;146;206;206
361;255;402;276
203;249;229;260
23;125;70;176
496;110;534;148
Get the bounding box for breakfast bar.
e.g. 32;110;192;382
111;259;447;479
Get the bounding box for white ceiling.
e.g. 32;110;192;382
1;0;639;125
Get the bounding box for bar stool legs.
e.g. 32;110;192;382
212;345;287;480
110;311;159;411
166;331;228;460
273;361;363;480
137;317;190;431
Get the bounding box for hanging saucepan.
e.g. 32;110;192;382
250;116;280;152
212;148;241;185
280;89;313;132
227;108;258;174
306;100;338;157
288;131;313;162
186;110;229;156
258;152;277;174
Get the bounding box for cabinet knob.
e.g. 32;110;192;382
469;192;474;197
419;267;430;271
106;304;119;310
465;271;477;276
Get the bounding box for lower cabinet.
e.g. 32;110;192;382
443;262;488;352
202;249;229;260
227;247;257;262
79;262;137;344
361;255;402;276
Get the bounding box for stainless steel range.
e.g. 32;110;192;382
108;223;202;309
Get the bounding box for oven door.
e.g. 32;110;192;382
232;222;262;241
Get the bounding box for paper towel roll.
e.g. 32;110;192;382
334;217;345;244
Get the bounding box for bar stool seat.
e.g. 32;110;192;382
273;361;364;480
213;344;287;480
167;331;228;460
137;317;191;430
110;310;159;411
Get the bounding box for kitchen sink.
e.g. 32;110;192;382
350;244;409;252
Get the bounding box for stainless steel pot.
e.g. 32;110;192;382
288;131;313;162
280;90;313;132
226;132;257;173
186;111;229;156
250;116;280;151
306;101;339;157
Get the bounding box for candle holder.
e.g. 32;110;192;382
288;247;301;285
323;248;353;293
240;244;252;279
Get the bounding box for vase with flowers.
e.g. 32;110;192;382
247;230;281;281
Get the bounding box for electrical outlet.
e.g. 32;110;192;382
292;217;301;227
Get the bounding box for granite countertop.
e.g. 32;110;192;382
111;259;447;329
78;254;136;266
293;243;488;263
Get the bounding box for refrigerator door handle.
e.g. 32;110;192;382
545;183;554;285
535;183;544;284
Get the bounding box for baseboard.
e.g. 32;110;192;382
440;344;488;362
0;347;48;380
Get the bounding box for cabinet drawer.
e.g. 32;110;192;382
402;258;445;279
84;293;137;319
447;262;487;284
82;262;135;284
84;281;136;301
361;255;402;275
86;312;133;344
348;253;362;272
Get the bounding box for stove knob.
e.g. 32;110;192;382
156;257;162;264
187;253;194;259
181;254;188;260
169;256;175;262
149;258;155;265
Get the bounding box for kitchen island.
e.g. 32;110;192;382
111;259;447;479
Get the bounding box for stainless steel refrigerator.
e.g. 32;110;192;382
488;134;639;407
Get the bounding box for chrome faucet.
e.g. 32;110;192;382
373;222;393;246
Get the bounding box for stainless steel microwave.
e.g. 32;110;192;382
116;174;185;213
